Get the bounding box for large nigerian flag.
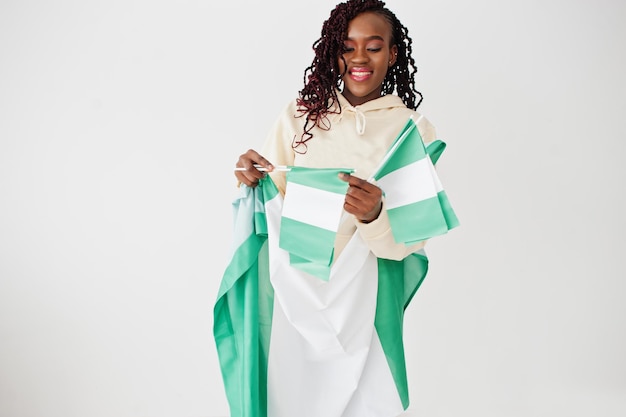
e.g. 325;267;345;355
372;116;459;244
214;175;430;417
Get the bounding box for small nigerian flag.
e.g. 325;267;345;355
279;166;354;280
372;116;459;244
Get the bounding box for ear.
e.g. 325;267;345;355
389;44;398;67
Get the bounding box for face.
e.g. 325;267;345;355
338;11;397;106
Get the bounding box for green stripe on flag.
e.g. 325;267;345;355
279;217;335;267
426;140;446;165
253;212;267;238
260;174;280;201
373;118;427;180
386;196;450;243
376;252;429;409
287;166;354;193
288;252;332;281
251;175;279;238
437;190;460;230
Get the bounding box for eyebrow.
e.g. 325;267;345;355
345;35;385;42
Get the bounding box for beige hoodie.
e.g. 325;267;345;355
261;91;437;261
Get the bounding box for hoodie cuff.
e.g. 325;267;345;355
355;199;393;240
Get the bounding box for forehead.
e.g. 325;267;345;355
345;11;392;41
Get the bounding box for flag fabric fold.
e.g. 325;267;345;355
372;117;460;245
213;178;281;417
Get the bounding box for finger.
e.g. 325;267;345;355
340;172;376;192
344;192;382;222
345;188;378;212
237;149;274;172
234;150;274;187
346;179;382;201
235;165;264;184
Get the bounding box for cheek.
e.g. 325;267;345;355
337;57;346;73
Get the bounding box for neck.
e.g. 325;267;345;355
341;89;383;107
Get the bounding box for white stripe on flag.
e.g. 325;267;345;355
376;157;442;210
281;182;346;231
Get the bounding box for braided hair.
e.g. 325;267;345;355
294;0;423;151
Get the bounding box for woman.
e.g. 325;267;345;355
218;1;443;416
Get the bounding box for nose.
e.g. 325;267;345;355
350;47;369;64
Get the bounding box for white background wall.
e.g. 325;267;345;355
1;1;625;416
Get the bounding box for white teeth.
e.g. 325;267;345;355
352;71;371;77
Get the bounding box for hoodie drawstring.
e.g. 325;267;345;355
347;105;366;135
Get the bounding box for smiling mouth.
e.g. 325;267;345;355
350;70;373;81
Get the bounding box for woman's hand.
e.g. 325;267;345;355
235;149;274;188
339;172;383;223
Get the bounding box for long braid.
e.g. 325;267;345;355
294;0;422;152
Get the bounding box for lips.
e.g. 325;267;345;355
349;67;373;81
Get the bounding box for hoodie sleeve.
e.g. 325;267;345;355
354;113;437;260
260;100;300;195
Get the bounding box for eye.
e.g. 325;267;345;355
343;46;355;52
367;47;382;52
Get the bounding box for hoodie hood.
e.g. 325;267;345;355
333;90;408;135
